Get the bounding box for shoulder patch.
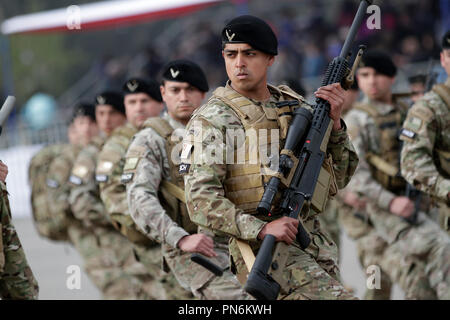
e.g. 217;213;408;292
400;128;416;139
403;116;423;132
96;160;114;175
95;174;109;183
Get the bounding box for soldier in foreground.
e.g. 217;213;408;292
182;15;358;300
1;161;39;299
44;102;99;242
342;50;450;299
401;31;450;235
68;92;150;299
97;78;190;299
125;60;250;299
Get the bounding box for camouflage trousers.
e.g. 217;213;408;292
163;241;252;300
132;244;193;300
368;205;450;300
67;225;159;299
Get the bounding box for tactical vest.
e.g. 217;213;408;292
353;102;406;193
211;84;337;220
141;117;197;234
431;84;450;177
28;143;70;241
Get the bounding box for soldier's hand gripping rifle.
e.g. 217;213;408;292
244;0;371;300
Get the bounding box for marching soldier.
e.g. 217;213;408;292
97;78;191;299
182;15;358;299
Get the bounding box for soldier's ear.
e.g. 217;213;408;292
267;54;275;67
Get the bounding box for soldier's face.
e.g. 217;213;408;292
441;49;450;76
223;43;274;93
356;67;395;102
72;115;99;146
95;105;126;136
410;82;426;103
160;81;205;125
124;93;164;128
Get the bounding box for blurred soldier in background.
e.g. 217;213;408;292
408;74;427;104
1;161;39;299
97;78;191;299
342;50;450;300
68;92;151;299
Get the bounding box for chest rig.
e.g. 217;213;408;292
212;84;336;220
141;117;197;234
354;102;406;193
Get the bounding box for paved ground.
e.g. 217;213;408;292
12;217;403;300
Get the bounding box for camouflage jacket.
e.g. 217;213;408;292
400;78;450;203
343;95;407;211
183;84;358;243
0;182;39;299
125;113;189;248
69;135;111;228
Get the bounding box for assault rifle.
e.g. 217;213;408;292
244;0;372;300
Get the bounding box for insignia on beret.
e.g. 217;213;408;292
127;80;139;92
170;68;180;79
95;174;109;183
120;172;134;183
226;29;236;41
69;175;82;185
46;179;59;189
97;95;106;105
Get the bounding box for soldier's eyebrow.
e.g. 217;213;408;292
224;48;256;54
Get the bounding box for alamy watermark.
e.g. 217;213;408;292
66;5;82;30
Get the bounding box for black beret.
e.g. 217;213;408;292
123;78;162;102
442;30;450;49
359;50;397;77
95;91;125;115
222;15;278;56
71;102;96;123
161;60;209;92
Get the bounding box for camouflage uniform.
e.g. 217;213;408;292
125;113;248;300
68;135;150;300
400;78;450;234
45;143;83;241
344;95;450;299
183;83;359;300
0;181;39;299
98;122;191;299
